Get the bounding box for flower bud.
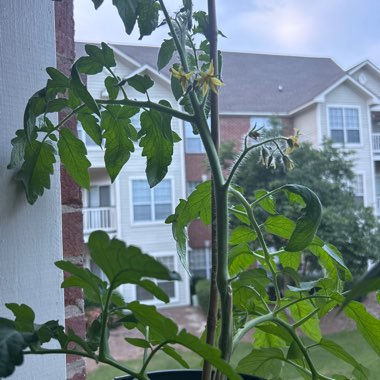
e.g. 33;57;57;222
282;155;295;171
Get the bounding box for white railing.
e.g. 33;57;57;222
83;207;116;234
372;134;380;153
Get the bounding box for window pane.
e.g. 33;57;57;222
132;180;150;203
154;203;172;220
154;180;171;202
157;256;174;269
329;108;344;130
136;286;154;300
89;187;100;207
330;130;344;143
347;130;360;143
186;138;204;153
99;186;111;207
134;205;151;221
158;282;175;298
344;108;359;129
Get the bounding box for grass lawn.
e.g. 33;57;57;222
88;330;380;380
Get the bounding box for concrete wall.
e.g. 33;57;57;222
0;1;66;379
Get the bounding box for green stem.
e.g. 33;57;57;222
140;341;168;375
229;188;282;308
98;98;195;123
98;282;114;359
274;295;333;315
106;66;128;100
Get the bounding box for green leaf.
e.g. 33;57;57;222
289;300;321;342
157;39;176;71
162;346;190;368
344;301;380;356
287;341;304;362
58;128;91;189
85;43;116;69
112;0;139;35
55;260;106;305
228;244;254;277
229;226;257;245
8;129;36;169
279;251;301;271
127;74;154;94
101;105;139;181
264;215;295;240
281;184;322;252
0;318;37;378
170;67;183;101
319;338;368;379
71;64;100;116
139;107;174;187
91;0;104;9
45;98;68;113
137;279;170;303
24;88;47;141
166;181;211;272
253;328;286;349
125;337;150;348
76;56;103;75
77;111;102;147
88;231;180;288
5;304;35;334
255;189;276;214
233;268;270;297
46;67;70;96
105;76;119;100
136;0;159;38
287;280;321;292
237;348;284;378
15;141;56;204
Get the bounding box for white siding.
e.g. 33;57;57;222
320;81;375;207
0;2;66;379
84;54;190;307
293;105;319;146
351;66;380;99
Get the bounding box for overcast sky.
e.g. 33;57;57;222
74;0;380;70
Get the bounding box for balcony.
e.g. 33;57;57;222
372;134;380;154
83;207;117;235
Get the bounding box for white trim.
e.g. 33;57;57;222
316;103;322;145
326;104;363;147
367;106;377;209
111;45;143;69
129;176;175;226
353;171;367;207
219;111;288;116
115;176;122;240
348;60;380;76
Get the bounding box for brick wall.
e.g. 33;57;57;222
55;1;87;379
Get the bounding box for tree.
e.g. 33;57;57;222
234;137;380;279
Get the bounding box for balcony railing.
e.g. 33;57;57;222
372;134;380;153
83;207;116;234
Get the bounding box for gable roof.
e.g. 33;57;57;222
76;42;346;114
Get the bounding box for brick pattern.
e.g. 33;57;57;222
55;1;87;379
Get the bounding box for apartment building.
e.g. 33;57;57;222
77;42;380;305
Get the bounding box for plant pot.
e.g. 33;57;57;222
115;369;265;379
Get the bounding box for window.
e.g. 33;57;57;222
328;107;360;144
352;174;365;205
87;185;111;207
184;122;205;153
132;179;172;222
187;181;201;196
189;248;211;279
136;255;176;301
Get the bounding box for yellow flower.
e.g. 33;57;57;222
196;60;224;96
286;129;301;154
170;66;193;91
282;155;295;171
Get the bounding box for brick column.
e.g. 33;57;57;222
55;1;87;379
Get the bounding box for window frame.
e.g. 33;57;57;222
130;177;174;225
352;172;367;206
327;105;362;146
184;121;206;154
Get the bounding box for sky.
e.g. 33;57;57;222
74;0;380;70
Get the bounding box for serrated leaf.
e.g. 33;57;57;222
253;328;286;349
8;129;36;169
112;0;138;35
233;268;270;297
279;251;301;271
139;106;174;187
0;318;37;378
77;111;102;146
289;300;321;342
286;340;304;362
24;88;46;141
137;279;170;303
58;128;90;189
46;67;70;96
166;181;211;272
91;0;104;9
287;280;321;292
5;304;35;333
76;56;103;75
55;260;106;304
45;98;68;113
85;43;116;69
344;301;380;356
237;348;284;378
157;39;176;71
255;189;276;214
319;338;368;379
125;337;150;348
137;0;159;38
105;76;119;100
229;225;257;245
88;231;180;288
281;184;322;252
264;215;295;240
127;74;154;94
71;64;100;116
171;67;183;101
228;244;254;277
162;346;190;368
101;105;139;181
15;141;56;204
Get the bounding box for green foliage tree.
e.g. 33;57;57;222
234;138;380;279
